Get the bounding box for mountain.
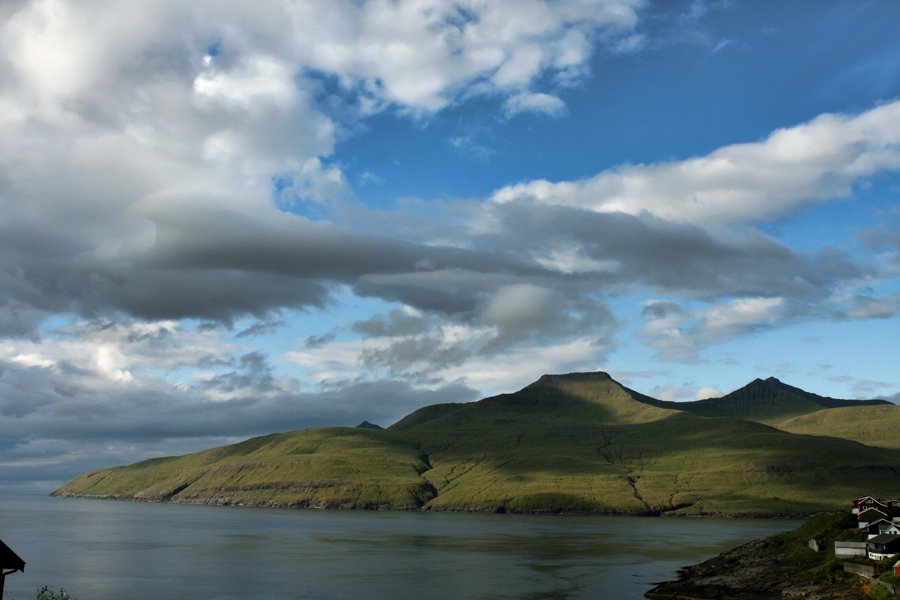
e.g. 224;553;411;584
52;372;900;515
53;427;436;509
641;376;890;424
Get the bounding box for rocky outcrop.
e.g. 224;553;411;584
645;537;869;600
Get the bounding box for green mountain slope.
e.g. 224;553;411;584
52;372;900;515
773;403;900;450
53;428;437;509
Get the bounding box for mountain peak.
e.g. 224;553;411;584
682;376;891;423
537;371;612;383
510;370;676;424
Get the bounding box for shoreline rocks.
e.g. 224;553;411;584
644;537;869;600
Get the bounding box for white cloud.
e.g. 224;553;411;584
703;297;785;333
843;295;897;320
712;39;735;53
610;33;646;53
639;297;787;361
492;100;900;225
194;55;298;113
0;0;648;331
280;339;369;383
432;338;605;394
294;0;644;113
275;157;349;205
652;383;694;402
0;319;260;402
533;246;621;274
504;92;566;117
695;386;722;400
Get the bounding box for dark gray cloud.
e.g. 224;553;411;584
0;198;557;331
236;319;286;338
353;309;429;337
841;295;896;320
0;181;879;347
0;356;479;488
196;351;278;395
485;202;871;301
303;331;340;348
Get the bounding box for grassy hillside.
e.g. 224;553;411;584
53;372;900;515
54;427;437;509
391;374;900;514
773;404;900;450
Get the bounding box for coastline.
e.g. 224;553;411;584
644;535;869;600
49;491;809;517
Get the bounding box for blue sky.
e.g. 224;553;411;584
0;0;899;488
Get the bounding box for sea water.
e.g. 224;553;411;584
1;493;801;600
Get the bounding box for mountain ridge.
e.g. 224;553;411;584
52;371;900;516
630;375;890;423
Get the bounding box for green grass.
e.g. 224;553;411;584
55;427;437;508
53;372;900;514
869;583;897;600
773;404;900;450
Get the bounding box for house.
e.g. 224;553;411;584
858;507;890;526
895;560;900;576
855;497;888;514
867;534;900;561
861;519;900;539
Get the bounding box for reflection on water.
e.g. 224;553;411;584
0;493;801;600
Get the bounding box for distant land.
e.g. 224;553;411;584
52;372;900;516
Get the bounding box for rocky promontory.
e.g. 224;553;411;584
645;535;868;600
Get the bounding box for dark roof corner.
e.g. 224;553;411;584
0;539;25;572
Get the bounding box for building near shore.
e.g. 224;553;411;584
867;534;900;561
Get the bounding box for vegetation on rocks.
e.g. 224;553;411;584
646;512;874;599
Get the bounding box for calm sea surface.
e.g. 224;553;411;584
1;493;802;600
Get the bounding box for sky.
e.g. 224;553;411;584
1;0;900;490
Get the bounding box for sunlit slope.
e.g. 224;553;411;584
642;377;890;424
52;427;436;509
53;372;900;515
389;371;678;432
391;373;900;514
773;403;900;450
